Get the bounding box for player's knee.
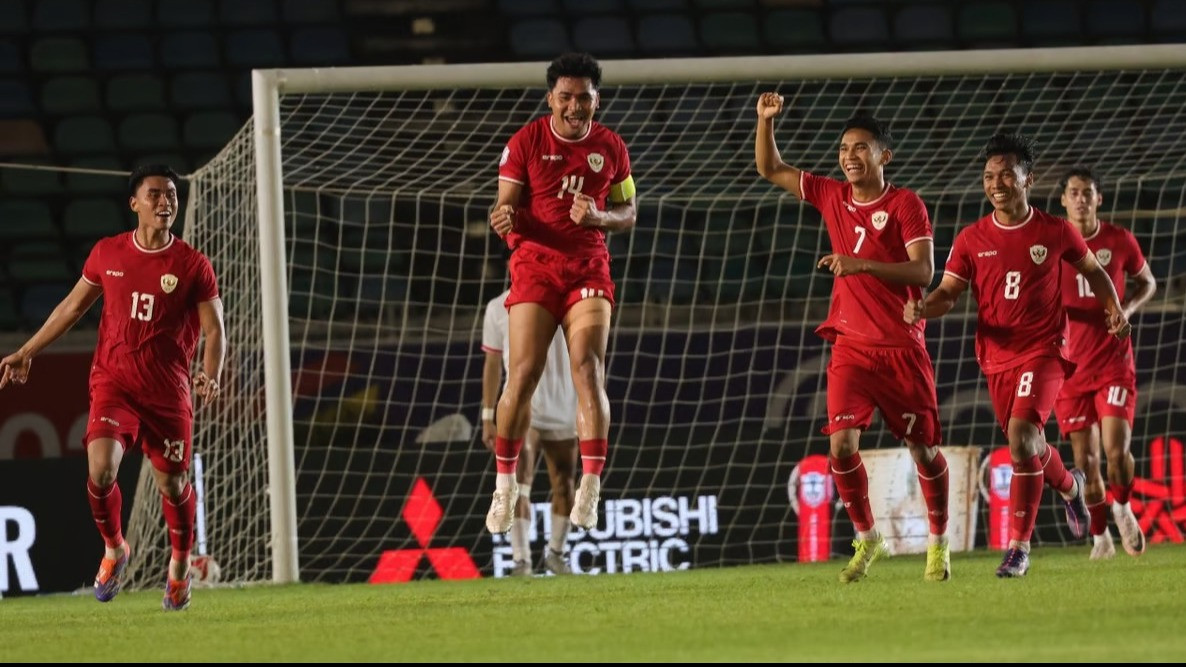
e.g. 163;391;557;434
89;467;118;488
157;474;188;500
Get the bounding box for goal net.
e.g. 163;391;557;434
124;46;1186;587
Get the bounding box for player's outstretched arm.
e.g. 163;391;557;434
1123;263;1157;320
904;274;966;324
1073;252;1132;339
0;278;101;389
754;92;803;199
490;180;523;238
194;297;226;405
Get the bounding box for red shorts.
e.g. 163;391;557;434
85;382;193;475
986;355;1067;433
506;245;615;322
822;341;941;446
1054;376;1137;436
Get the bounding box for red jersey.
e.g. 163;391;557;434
799;171;932;349
498;116;632;258
82;232;219;402
1061;220;1145;383
943;207;1090;374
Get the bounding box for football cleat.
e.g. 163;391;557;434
485;481;519;535
94;542;131;603
1112;502;1146;557
570;476;601;531
839;535;890;583
995;547;1030;578
162;573;192;611
924;537;951;582
1061;469;1090;540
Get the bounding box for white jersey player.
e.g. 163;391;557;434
481;290;579;576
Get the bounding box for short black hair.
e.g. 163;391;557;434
980;133;1036;174
1058;166;1101;192
841;114;893;150
128;164;180;198
546;52;602;90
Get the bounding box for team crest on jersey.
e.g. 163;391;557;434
871;210;889;231
1029;244;1048;265
1096;248;1112;266
587;152;604;173
161;274;178;294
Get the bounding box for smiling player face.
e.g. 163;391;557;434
547;76;599;140
130;175;179;233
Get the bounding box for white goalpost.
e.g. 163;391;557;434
123;46;1186;588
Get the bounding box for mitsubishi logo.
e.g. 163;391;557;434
369;478;480;583
1131;436;1185;543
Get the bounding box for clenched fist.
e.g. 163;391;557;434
490;204;515;237
903;298;924;325
756;92;784;119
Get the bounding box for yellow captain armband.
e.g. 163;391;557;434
609;175;636;203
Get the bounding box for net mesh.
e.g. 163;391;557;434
125;63;1186;586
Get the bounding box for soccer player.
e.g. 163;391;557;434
486;52;636;535
481;289;579;576
0;164;225;609
904;134;1130;578
754;92;952;583
1055;167;1156;560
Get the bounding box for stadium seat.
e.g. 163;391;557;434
1020;0;1082;44
0;200;57;242
19;283;73;325
32;0;89;31
1150;0;1186;40
572;16;635;55
0;80;34;118
700;12;761;54
957;1;1018;45
694;0;755;8
160;32;221;69
63;199;127;240
55;116;118;155
170;71;233;111
289;27;352;66
0;287;19;331
0;39;20;73
219;0;278;25
636;14;698;55
119;113;180;152
64;156;124;196
30;37;90;73
95;0;154;29
829;6;890;50
0;2;27;36
93;33;156;71
282;0;340;23
764;9;827;52
225;29;286;68
508;19;570;58
106;74;167;112
561;0;625;15
156;0;215;27
628;0;689;10
1085;0;1146;41
497;0;560;16
9;243;74;283
1;160;61;195
41;76;102;114
893;4;955;50
183;111;243;149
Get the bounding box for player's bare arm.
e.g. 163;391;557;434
570;193;636;232
754;92;803;199
194;297;226;406
1123;263;1157;320
0;278;102;389
905;273;966;324
490;179;523;238
820;239;934;286
1072;252;1131;339
481;349;502;453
